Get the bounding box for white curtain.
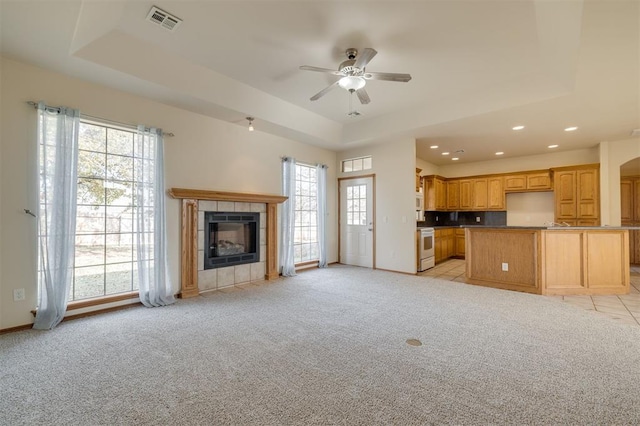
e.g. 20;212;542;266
280;157;297;276
135;126;175;307
316;164;328;268
34;103;80;330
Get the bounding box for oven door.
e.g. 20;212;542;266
418;228;435;271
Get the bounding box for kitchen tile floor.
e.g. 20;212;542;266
419;259;640;327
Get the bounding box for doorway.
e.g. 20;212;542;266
339;176;375;268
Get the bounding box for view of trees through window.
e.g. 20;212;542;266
72;122;140;300
294;164;319;263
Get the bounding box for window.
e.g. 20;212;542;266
293;163;319;263
341;155;372;173
73;121;139;300
346;184;368;225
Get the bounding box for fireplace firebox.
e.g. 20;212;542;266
204;212;259;269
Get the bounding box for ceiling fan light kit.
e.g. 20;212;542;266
246;116;254;132
300;48;412;106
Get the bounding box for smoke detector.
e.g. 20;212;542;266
631;129;640;137
146;6;182;32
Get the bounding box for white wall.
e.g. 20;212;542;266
338;138;417;274
506;192;555;226
438;148;599;178
0;57;338;329
416;158;439;176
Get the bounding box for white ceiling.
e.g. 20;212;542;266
1;0;638;165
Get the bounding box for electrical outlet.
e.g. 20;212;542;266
13;288;25;301
476;217;481;223
501;263;509;272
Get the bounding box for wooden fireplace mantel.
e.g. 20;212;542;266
169;188;287;298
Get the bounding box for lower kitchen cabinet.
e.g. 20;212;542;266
435;228;458;263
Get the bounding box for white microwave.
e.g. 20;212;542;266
416;192;424;210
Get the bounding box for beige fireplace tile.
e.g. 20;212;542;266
217;266;235;288
260;228;266;245
198;230;204;252
197;211;204;231
198;249;204;271
235;264;251;284
251;203;266;213
260;212;266;229
218;201;234;212
260;245;266;262
235;202;251;212
251;262;266;281
199;200;217;212
198;269;217;291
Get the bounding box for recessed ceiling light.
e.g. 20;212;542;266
512;125;525;131
442;152;450;156
452;157;459;161
548;144;559;148
495;152;504;155
564;126;578;132
430;145;439;149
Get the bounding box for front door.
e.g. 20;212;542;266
339;176;374;268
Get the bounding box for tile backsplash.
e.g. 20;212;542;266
418;211;507;227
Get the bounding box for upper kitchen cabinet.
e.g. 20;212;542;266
446;180;460;210
504;171;552;192
552;164;600;225
416;168;422;192
471;177;504;210
423;176;447;211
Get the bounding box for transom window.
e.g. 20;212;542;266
341;155;372;173
294;163;319;263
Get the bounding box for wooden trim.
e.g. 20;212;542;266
295;260;319;267
169;188;287;204
550;163;600;172
0;323;33;335
266;202;279;280
67;292;139;310
180;199;200;298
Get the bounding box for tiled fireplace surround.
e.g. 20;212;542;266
169;189;287;298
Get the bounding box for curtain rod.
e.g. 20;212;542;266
281;156;328;169
26;101;174;137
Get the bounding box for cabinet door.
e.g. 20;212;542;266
435;179;447;210
504;175;527;191
577;168;599;220
555;171;577;219
472;179;488;210
459;180;473;210
455;229;466;257
621;180;634;222
447;180;460;210
527;172;552;190
487;177;504;209
632;229;640;264
635;180;640;222
434;230;443;263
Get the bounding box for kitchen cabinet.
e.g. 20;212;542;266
459;179;473;210
415;168;422;192
553;164;600;226
435;228;455;263
487;177;505;209
471;179;488;209
423;176;447;211
504;171;552;192
455;228;466;258
446;180;460;210
621;177;640;264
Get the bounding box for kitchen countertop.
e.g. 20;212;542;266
462;225;640;230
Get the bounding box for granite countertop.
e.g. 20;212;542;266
461;225;640;230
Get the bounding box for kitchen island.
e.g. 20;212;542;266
464;226;631;295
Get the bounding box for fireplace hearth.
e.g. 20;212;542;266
204;211;259;269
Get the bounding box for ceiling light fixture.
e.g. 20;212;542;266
246;117;254;132
548;144;559;148
442;152;450;156
452;157;459;161
430;145;439;149
495;152;504;156
564;126;578;132
338;76;366;91
512;125;525;131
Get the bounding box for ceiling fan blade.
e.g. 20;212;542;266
363;72;412;82
354;48;377;69
356;88;371;104
310;81;339;101
300;65;343;76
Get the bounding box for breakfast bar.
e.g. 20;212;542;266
464;227;631;295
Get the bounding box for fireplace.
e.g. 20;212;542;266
204;212;259;269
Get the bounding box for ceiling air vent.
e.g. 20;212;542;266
146;6;182;32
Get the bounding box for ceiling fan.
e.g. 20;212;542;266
299;48;412;104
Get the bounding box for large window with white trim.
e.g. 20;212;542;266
293;163;319;263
